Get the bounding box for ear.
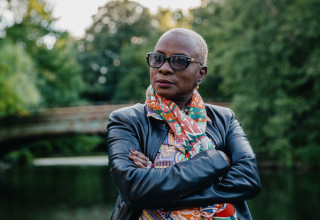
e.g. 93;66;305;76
197;66;207;85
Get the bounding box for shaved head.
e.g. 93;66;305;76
157;28;208;66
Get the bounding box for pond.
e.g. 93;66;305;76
0;165;319;220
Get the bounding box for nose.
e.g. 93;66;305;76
158;59;173;74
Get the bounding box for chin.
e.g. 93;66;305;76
154;88;174;100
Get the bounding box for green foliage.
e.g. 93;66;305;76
3;148;34;166
78;0;156;101
115;34;161;101
154;8;191;32
34;33;84;107
115;44;151;101
27;135;104;157
190;0;320;166
0;40;40;116
187;2;229;101
1;0;84;114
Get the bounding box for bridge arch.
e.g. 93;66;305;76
0;104;129;157
0;102;228;157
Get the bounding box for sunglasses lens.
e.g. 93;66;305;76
148;54;164;68
170;56;189;70
147;53;190;70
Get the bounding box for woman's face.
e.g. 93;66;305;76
150;32;207;104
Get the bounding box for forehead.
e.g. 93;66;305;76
154;32;198;57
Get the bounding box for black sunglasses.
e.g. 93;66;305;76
146;52;201;71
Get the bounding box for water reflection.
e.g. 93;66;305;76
0;166;118;220
0;166;319;220
248;169;320;220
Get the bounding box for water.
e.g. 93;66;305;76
0;166;319;220
0;166;118;220
248;169;320;219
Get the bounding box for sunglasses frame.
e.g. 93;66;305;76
146;52;201;71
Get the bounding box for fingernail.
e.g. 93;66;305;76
129;153;133;157
130;149;136;152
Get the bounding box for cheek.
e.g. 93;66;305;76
149;69;156;83
181;70;199;85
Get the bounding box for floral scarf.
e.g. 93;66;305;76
145;85;237;219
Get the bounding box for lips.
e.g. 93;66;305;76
156;79;174;88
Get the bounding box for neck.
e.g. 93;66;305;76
172;96;192;110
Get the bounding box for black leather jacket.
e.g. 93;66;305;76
107;103;261;220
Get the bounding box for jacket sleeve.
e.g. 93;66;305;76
218;110;261;198
174;110;261;207
107;109;229;210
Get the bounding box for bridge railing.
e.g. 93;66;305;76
0;102;228;155
0;104;130;151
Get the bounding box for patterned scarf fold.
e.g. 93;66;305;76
146;85;213;157
145;85;237;219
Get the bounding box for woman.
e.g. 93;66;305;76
107;28;260;220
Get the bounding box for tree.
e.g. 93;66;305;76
33;32;84;107
190;1;233;102
0;40;40;116
191;0;320;166
114;38;154;101
2;0;83;109
154;8;191;32
78;0;155;102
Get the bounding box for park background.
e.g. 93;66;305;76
0;0;319;219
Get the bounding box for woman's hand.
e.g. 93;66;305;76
129;149;152;168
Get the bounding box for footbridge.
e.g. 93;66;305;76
0;102;228;156
0;104;130;156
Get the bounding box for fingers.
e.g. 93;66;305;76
129;153;148;168
130;149;148;160
129;149;149;168
132;159;146;168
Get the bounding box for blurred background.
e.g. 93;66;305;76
0;0;319;219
